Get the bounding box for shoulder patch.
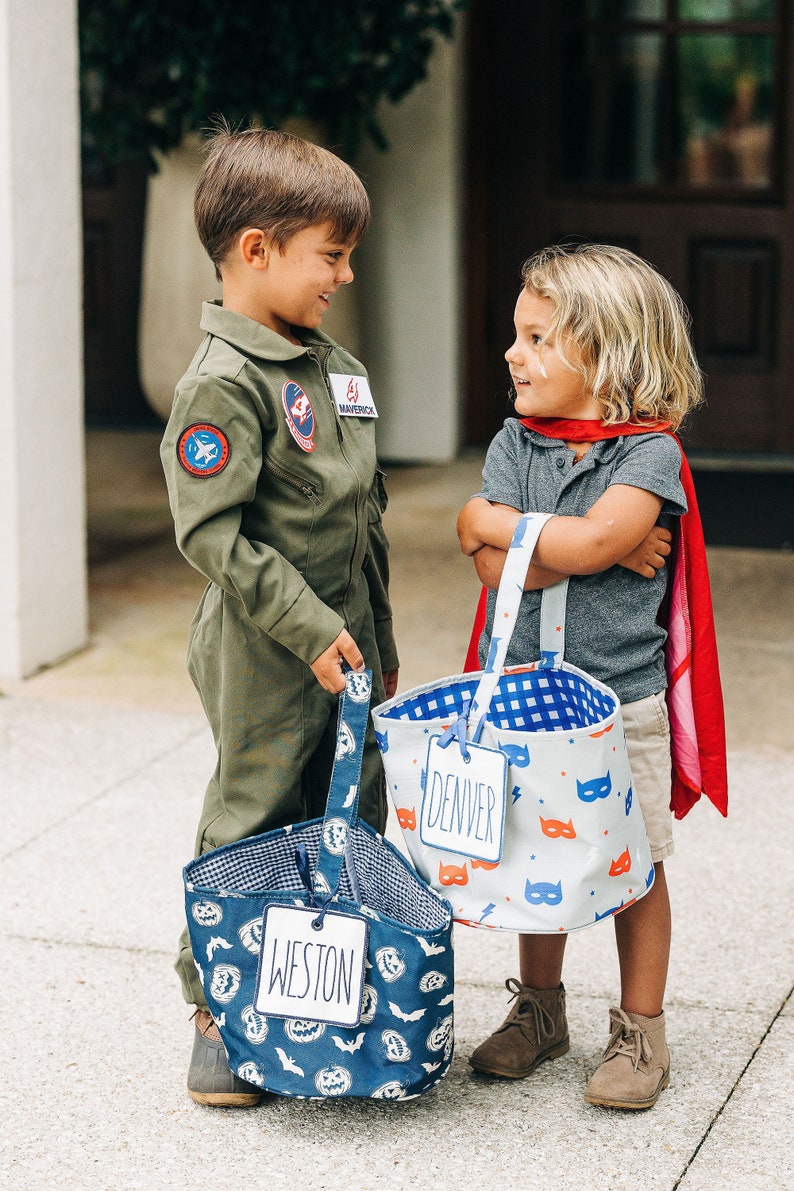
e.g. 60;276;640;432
177;423;231;477
282;381;316;452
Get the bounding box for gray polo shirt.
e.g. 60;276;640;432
476;421;687;703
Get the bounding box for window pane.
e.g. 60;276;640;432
678;1;774;20
562;34;663;185
678;34;774;187
567;1;664;18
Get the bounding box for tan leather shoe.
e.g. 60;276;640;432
187;1009;263;1107
585;1007;670;1110
469;978;569;1078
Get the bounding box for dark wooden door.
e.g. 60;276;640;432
82;155;154;424
465;0;794;455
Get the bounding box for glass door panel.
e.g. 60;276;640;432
678;33;774;187
559;1;779;195
679;1;774;20
562;33;664;185
567;1;664;18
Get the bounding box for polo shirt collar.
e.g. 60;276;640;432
520;423;623;464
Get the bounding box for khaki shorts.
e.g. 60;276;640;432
621;690;674;863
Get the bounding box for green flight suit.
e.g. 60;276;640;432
161;302;398;1008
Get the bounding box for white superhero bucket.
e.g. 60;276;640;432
372;513;654;933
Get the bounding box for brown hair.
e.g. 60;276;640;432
520;243;704;430
194;125;371;280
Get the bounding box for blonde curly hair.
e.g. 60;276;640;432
520;243;704;430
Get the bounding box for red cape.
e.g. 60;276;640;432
463;416;728;820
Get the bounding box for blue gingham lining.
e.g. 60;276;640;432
187;823;449;932
379;679;479;724
381;670;615;734
488;668;615;731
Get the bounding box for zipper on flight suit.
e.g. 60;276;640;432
307;346;346;447
263;455;321;505
306;345;364;606
307;345;362;476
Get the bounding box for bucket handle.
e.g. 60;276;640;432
309;668;372;900
468;512;568;742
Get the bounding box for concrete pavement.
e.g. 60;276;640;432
2;429;793;1190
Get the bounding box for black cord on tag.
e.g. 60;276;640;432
295;841;337;930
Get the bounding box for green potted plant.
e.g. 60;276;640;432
79;0;465;418
80;0;464;166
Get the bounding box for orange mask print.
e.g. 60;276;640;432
396;807;417;831
438;861;469;886
471;858;501;870
539;816;576;839
609;847;632;876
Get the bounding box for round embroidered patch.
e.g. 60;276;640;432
282;381;316;452
177;423;230;477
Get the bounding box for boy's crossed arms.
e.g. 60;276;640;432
457;485;672;590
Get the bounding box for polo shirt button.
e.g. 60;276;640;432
556;456;566;469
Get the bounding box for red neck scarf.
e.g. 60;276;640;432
464;416;728;820
518;415;672;440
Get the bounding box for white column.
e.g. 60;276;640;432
0;0;87;679
356;30;465;463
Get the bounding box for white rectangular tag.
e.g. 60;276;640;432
420;736;507;863
329;373;378;418
254;905;368;1027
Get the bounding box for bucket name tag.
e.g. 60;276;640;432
329;373;378;418
254;905;368;1028
421;736;507;863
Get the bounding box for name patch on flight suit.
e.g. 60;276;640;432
177;423;231;476
282;381;316;452
329;374;378;418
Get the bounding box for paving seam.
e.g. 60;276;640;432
670;982;794;1189
1;932;173;957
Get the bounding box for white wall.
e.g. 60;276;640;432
139;135;221;419
0;0;87;679
356;32;465;463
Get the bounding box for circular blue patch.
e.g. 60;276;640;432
177;423;230;477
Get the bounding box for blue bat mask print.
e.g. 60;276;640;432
524;878;563;906
576;771;612;802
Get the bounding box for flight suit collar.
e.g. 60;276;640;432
200;301;339;362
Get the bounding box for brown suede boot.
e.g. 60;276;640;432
187;1009;263;1107
469;978;569;1078
585;1006;670;1110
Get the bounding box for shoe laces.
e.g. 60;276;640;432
603;1006;652;1072
503;977;559;1044
191;1008;222;1042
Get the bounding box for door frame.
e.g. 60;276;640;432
462;0;794;459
